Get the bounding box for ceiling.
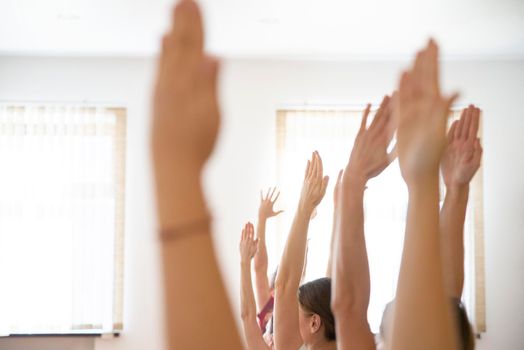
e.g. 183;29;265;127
0;0;523;59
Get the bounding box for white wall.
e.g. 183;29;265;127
0;56;523;350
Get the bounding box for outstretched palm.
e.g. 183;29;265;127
259;187;284;219
441;105;482;188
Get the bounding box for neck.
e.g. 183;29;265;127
307;340;336;350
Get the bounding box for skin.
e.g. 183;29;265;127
440;105;482;298
151;1;242;349
240;222;271;350
331;96;397;350
254;187;283;310
326;169;343;278
389;39;459;350
274;152;330;350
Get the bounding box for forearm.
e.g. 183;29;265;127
326;209;338;278
241;262;258;320
157;167;242;350
253;216;271;308
391;177;458;350
274;204;312;349
440;185;469;298
332;179;370;315
275;205;311;292
241;262;270;350
163;234;243;350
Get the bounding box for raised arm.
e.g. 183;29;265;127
240;222;272;350
274;152;329;350
440;105;482;298
331;96;397;350
151;1;242;349
390;39;459;350
326;170;343;278
254;187;283;309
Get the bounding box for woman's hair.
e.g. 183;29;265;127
297;277;336;341
380;299;475;350
451;298;475;350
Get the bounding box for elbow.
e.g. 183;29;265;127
331;290;359;317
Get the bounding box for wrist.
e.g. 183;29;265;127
153;161;208;230
446;183;470;194
407;174;440;194
343;165;367;189
445;184;470;201
258;213;268;222
297;201;314;218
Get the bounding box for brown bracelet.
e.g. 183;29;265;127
159;216;212;242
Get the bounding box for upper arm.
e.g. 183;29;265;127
335;311;375;350
274;286;303;350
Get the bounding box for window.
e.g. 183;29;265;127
275;107;485;333
0;104;126;335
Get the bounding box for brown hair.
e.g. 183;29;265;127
297;277;336;341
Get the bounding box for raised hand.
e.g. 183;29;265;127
441;105;482;189
259;187;284;219
299;151;330;214
346;95;397;186
396;40;458;187
240;222;258;264
152;0;220;179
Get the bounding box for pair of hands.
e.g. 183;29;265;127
395;40;483;188
346;41;482;190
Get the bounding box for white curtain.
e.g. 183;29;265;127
0;104;125;335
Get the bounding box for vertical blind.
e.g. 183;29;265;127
276;107;485;333
0;104;126;335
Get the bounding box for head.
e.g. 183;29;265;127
297;277;336;345
380;299;475;350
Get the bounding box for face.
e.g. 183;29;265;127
298;306;312;343
298;305;323;344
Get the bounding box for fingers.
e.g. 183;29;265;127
369;96;391;135
468;106;480;141
269;187;277;201
398;71;413;120
265;187;271;200
359;104;372;133
447;120;458;143
171;0;204;62
316;151;324;181
456;108;467;139
320;176;330;200
425;39;440;96
461;105;473;140
272;190;280;203
310;152;318;181
305;160;311;179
